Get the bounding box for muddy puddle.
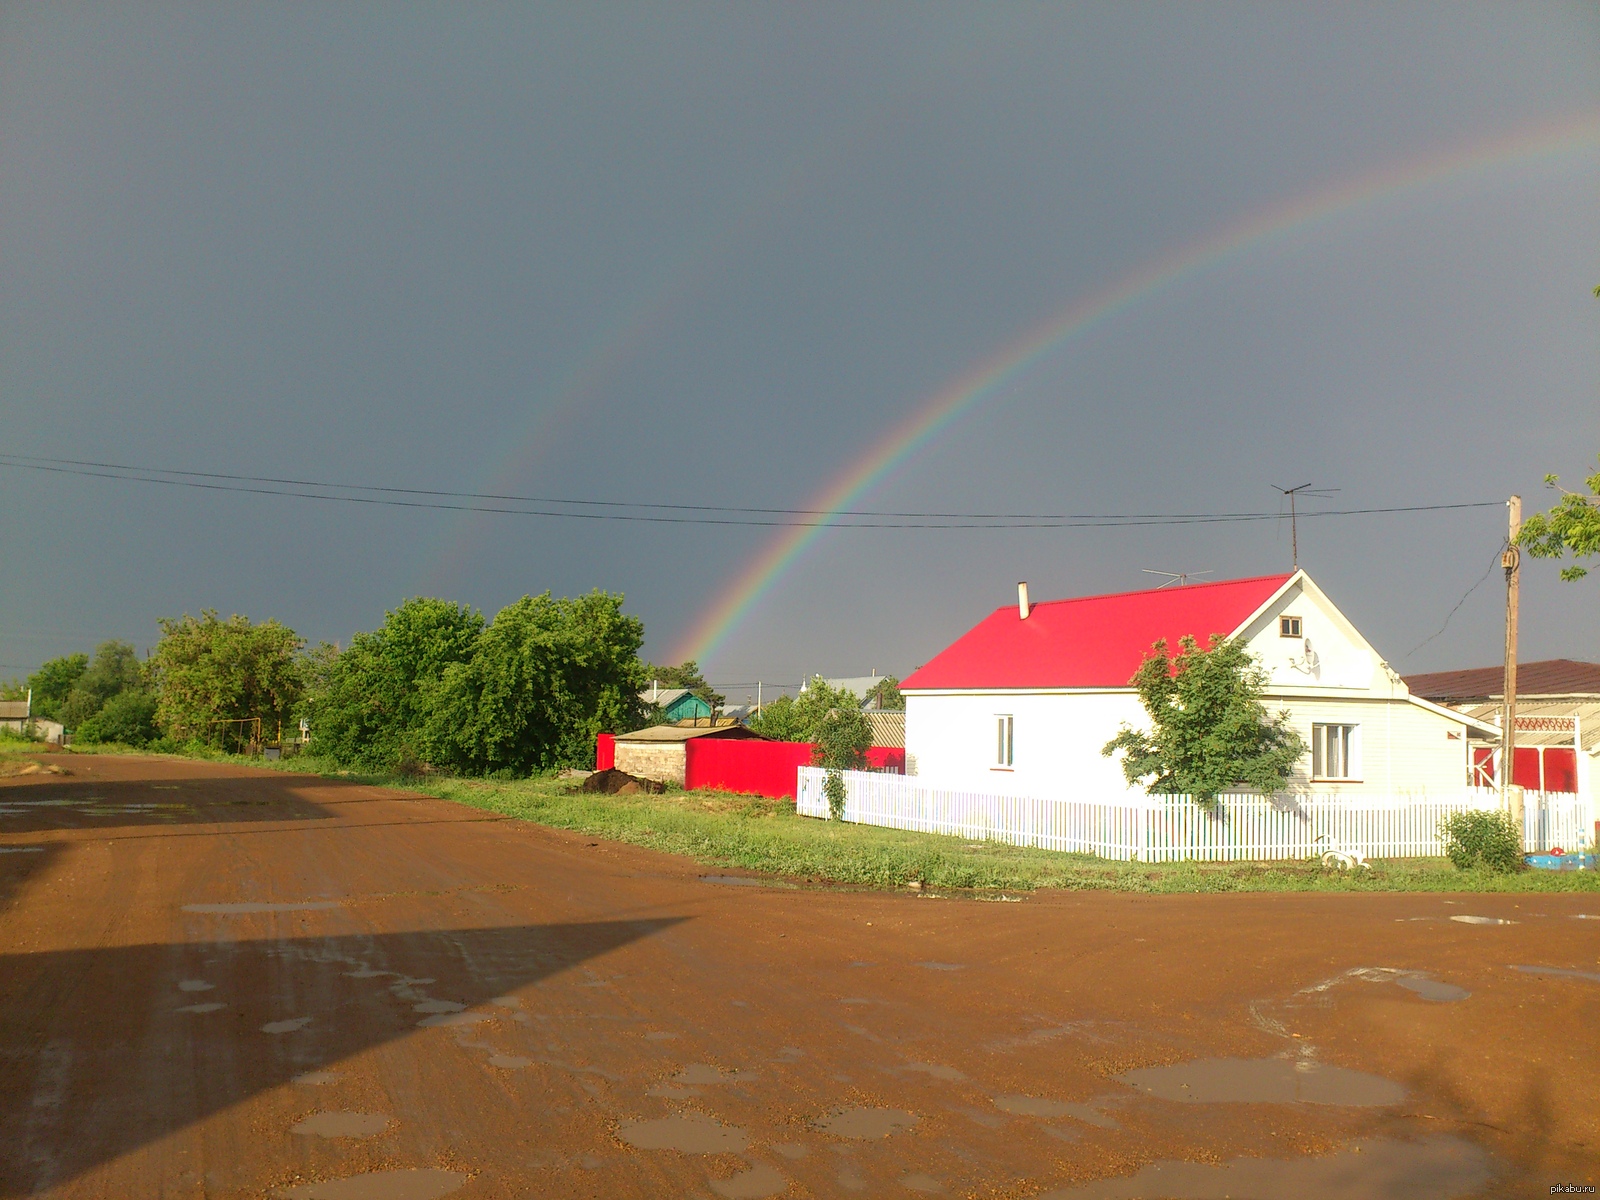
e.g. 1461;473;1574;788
290;1111;391;1138
618;1113;749;1153
709;1161;788;1198
898;1061;965;1082
261;1017;313;1034
918;962;964;971
900;1173;944;1193
700;875;799;889
1513;964;1600;983
294;1070;341;1085
1035;1135;1489;1199
1120;1057;1405;1106
1449;915;1515;926
815;1107;919;1139
994;1095;1118;1127
675;1063;759;1084
183;901;342;914
177;980;214;992
0;845;45;853
488;1054;532;1069
275;1168;465;1200
176;1001;226;1014
1394;975;1470;1002
417;1011;491;1029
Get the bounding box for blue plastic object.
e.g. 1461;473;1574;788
1524;852;1597;872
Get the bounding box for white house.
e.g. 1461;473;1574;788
901;571;1499;799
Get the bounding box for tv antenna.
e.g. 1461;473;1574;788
1142;569;1213;588
1272;483;1339;567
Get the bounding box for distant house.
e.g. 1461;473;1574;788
865;711;905;748
1405;659;1598;799
609;723;766;786
640;685;714;723
0;695;65;745
901;571;1498;799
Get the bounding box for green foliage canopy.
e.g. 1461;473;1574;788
1102;635;1307;805
641;660;724;709
59;641;147;728
150;612;304;742
1439;809;1524;873
1517;455;1600;581
26;653;89;721
302;598;484;770
421;590;647;775
75;689;159;746
863;676;903;710
748;677;873;768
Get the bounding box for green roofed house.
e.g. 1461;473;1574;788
640;685;714;723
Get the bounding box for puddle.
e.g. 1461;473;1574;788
1573;914;1599;920
183;901;341;914
412;1000;465;1014
1034;1135;1490;1199
701;875;799;889
275;1168;465;1200
1513;964;1600;984
709;1161;787;1198
177;980;215;992
176;1002;226;1014
488;1054;532;1069
1120;1058;1405;1106
675;1063;759;1084
772;1144;809;1160
899;1062;965;1082
918;962;964;971
618;1113;749;1153
262;1017;313;1034
290;1112;391;1138
294;1070;341;1085
647;1084;701;1098
839;997;874;1006
1449;915;1516;926
837;1166;868;1192
1394;975;1470;1002
994;1096;1118;1127
900;1174;944;1193
0;846;45;853
489;996;522;1009
345;968;390;979
816;1107;919;1139
417;1012;491;1028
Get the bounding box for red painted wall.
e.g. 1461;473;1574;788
683;739;905;799
1470;745;1578;793
595;732;615;771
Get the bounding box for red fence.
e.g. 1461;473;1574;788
593;731;902;798
1472;746;1577;793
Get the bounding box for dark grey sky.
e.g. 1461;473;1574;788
3;4;1597;703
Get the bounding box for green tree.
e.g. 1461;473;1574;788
1102;635;1307;806
0;679;26;702
863;676;903;710
150;612;304;743
302;599;484;770
1517;455;1600;581
422;590;647;775
748;677;872;748
25;653;89;720
75;690;159;746
59;641;147;728
641;660;725;709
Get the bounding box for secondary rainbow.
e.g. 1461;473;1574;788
673;112;1600;666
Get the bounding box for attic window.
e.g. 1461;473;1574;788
1279;616;1302;638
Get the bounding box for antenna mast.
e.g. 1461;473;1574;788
1272;483;1339;568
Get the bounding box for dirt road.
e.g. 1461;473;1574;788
1;755;1595;1198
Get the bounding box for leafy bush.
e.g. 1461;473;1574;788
74;690;159;747
59;642;145;728
1440;809;1524;873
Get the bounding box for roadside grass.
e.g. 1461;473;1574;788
12;740;1599;895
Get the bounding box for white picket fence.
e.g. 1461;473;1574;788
795;766;1594;862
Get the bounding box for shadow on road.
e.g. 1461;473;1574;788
0;768;359;833
0;917;686;1195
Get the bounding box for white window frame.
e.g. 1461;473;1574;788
1311;722;1360;781
994;714;1014;769
1279;615;1302;638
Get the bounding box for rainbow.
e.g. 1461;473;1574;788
673;112;1600;665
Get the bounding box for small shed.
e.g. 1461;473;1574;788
0;698;65;745
639;686;714;723
611;723;766;786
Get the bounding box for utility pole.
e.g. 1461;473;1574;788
1502;495;1522;835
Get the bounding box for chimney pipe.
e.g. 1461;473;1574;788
1017;581;1031;620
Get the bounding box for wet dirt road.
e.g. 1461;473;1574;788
1;755;1596;1199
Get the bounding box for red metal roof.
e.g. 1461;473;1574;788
1403;659;1600;702
901;575;1293;691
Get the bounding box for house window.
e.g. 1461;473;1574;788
994;715;1014;768
1280;615;1302;638
1312;723;1359;780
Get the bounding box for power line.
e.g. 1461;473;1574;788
0;453;1502;531
1399;541;1507;661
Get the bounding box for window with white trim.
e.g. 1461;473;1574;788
1311;723;1359;780
994;714;1014;768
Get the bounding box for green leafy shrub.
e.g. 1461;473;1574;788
1440;810;1524;873
75;690;159;746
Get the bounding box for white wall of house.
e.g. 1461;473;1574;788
904;575;1492;800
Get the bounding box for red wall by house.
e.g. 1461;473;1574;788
595;732;615;771
1470;745;1578;794
683;739;905;799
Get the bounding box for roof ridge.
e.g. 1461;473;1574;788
1001;572;1295;612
